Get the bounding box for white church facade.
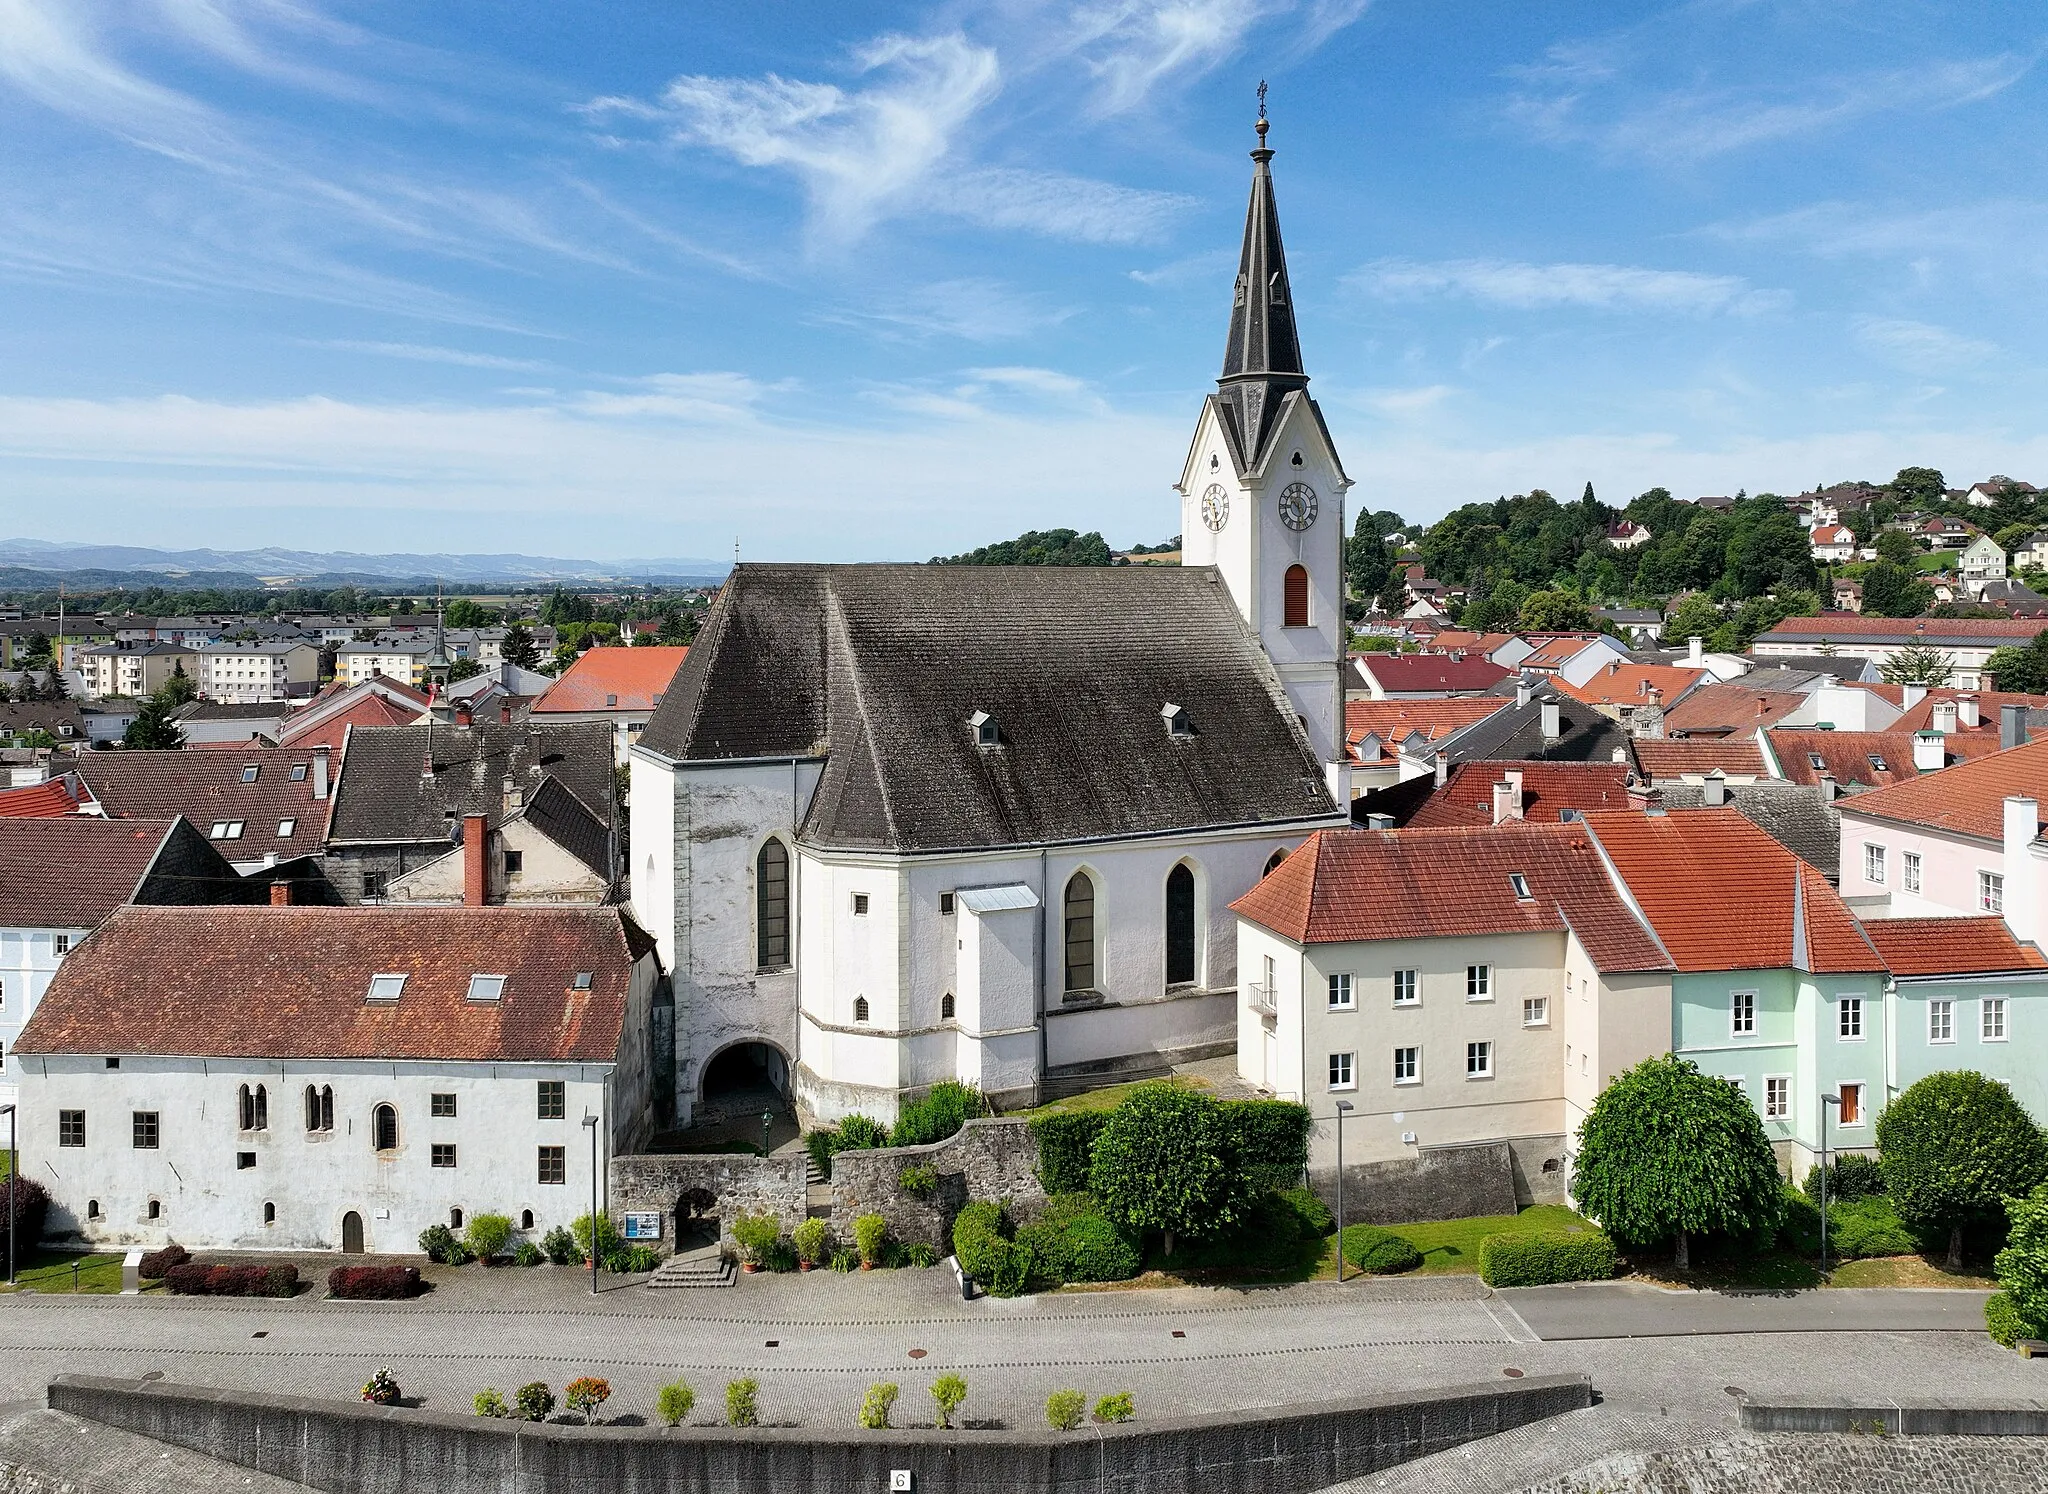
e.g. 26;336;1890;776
630;118;1357;1124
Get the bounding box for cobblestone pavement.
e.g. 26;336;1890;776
0;1268;2040;1468
1518;1432;2048;1493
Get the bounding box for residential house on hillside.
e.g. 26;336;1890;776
1832;578;1863;613
0;817;251;1109
1752;618;2048;690
11;905;662;1253
324;721;617;906
1961;477;2038;509
1593;607;1662;643
1960;534;2009;593
1605;519;1650;550
1923;516;1974;547
74;747;330;873
1809;526;1856;563
2016;531;2048;572
529;646;691;764
1349;652;1507;701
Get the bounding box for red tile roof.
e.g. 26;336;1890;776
1518;635;1606;669
0;817;182;928
0;773;93;818
1581;808;1883;973
1405;761;1636;828
1836;736;2048;843
531;646;689;714
1632;738;1768;781
278;679;427;749
1811;525;1853;545
1766;729;1996;789
14;905;654;1061
1861;916;2048;977
1887;691;2048;733
1353;653;1509;693
1556;663;1707;710
1230;823;1669;972
1757;617;2048;644
75;748;328;862
1663;684;1808;736
1345;698;1507;758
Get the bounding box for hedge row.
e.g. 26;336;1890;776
165;1263;298;1298
1986;1290;2047;1348
139;1243;191;1279
953;1196;1143;1296
1477;1229;1617;1287
1028;1095;1311;1194
327;1265;422;1300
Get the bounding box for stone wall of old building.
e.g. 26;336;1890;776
608;1152;807;1249
827;1117;1043;1248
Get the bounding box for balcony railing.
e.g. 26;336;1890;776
1246;982;1278;1019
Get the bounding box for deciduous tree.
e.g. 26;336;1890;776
1877;1070;2048;1268
1089;1084;1239;1255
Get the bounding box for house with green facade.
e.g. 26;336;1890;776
1863;916;2048;1122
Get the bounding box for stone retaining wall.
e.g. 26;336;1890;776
1309;1139;1520;1226
609;1152;807;1248
828;1119;1043;1249
48;1371;1594;1494
1738;1398;2048;1436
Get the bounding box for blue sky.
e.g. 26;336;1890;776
2;1;2045;564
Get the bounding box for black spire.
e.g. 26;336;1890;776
1217;82;1307;466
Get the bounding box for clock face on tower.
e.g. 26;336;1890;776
1278;482;1319;531
1200;483;1229;532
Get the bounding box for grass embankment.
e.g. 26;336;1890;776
1015;1073;1212;1119
0;1249;128;1295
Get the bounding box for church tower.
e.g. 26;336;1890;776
1178;95;1351;782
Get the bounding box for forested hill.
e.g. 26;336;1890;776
929;529;1116;566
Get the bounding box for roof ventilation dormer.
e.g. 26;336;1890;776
969;710;999;748
1161;703;1193;738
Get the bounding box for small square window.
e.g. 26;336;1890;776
59;1110;85;1147
132;1111;159;1149
852;893;870;916
1327;1052;1355;1090
1392;1046;1418;1084
538;1145;566;1184
241;765;259;783
939;892;955;915
277;818;296;838
103;1055;119;1069
503;850;523;874
537;1080;566;1120
366;973;407;1002
1466;1041;1493;1079
466;974;505;1002
1392;969;1418;1006
361;872;389;901
431;1093;457;1118
221;821;244;840
1928;999;1953;1044
1765;1076;1790;1119
236;1151;256;1170
572;972;593;991
53;934;70;955
1466;965;1491;1001
1327;973;1353;1010
431;1143;458;1168
1522;996;1548;1027
1808;752;1827;770
1983;997;2008;1041
1839;997;1863;1040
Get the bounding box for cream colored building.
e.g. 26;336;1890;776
81;642;204;701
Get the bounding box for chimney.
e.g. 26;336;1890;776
1366;813;1395;830
2003;703;2030;751
1901;683;1927;711
1516;679;1532;708
1958;695;1981;729
1933;700;1958;734
1493;773;1524;826
499;701;512;725
2004;796;2041;942
462;813;488;907
1913;731;1945;773
1540;700;1561;741
1817;772;1839;801
455;701;472;726
312;745;330;800
1702;769;1727;807
1688;635;1704;667
1627;778;1660;810
269;880;291;907
1434;754;1449;788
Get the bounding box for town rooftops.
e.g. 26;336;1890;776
1431;689;1635;767
531;645;690;714
13;904;654;1063
1352;652;1509;694
1837;736;2048;842
75;747;328;861
1632;737;1768;781
1346;698;1508;760
1766;728;1998;790
1516;635;1608;671
636;564;1339;852
1663;684;1809;737
1229;823;1669;971
1405;761;1637;828
1755;617;2048;648
1556;663;1706;710
1860;916;2048;978
327;720;615;847
171;701;291;723
1579;808;1882;974
0;816;200;928
1648;781;1841;881
0;771;95;819
276;677;429;749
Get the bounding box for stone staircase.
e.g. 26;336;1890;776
647;1244;735;1289
805;1153;834;1220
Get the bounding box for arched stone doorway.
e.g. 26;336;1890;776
682;1040;797;1155
674;1187;719;1254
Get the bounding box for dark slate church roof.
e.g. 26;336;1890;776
636;564;1340;853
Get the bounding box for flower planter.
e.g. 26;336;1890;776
743;1262;762;1274
798;1261;813;1272
860;1261;874;1272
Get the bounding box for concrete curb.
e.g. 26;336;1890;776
1739;1397;2048;1436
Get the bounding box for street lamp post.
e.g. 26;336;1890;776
581;1113;600;1297
1819;1093;1839;1274
761;1111;773;1159
2;1104;16;1286
1333;1101;1353;1284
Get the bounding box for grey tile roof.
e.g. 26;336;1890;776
519;773;612;879
636;563;1339;852
1431;690;1636;767
1745;655;1875;682
1654;781;1841;881
327;720;615;847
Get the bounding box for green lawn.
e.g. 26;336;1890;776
0;1249;127;1295
1916;550;1957;573
1013;1073;1211;1118
1330;1204;1592;1278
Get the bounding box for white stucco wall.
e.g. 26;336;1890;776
385;819;608;906
0;927;82;1113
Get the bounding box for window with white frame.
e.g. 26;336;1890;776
1730;990;1756;1036
1392;969;1418;1006
1466;965;1492;1001
1392;1046;1418;1084
1838;1082;1865;1126
1327;973;1353;1010
1328;1052;1355;1090
1928;999;1954;1043
1838;997;1863;1040
1726;1075;1746;1096
1981;870;2004;913
1983;997;2008;1041
1902;851;1922;894
1522;996;1548;1027
1466;1041;1493;1078
1863;843;1885;883
1764;1076;1790;1119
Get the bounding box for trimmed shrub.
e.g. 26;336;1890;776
1879;1070;2048;1267
1219;1099;1313;1189
931;1373;967;1429
1338;1224;1422;1276
1091;1085;1240;1250
165;1263;299;1297
571;1212;620;1263
1830;1195;1921;1260
1094;1392;1134;1424
1802;1153;1886;1207
906;1242;940;1268
793;1217;832;1267
474;1388;508;1418
1777;1186;1822;1254
564;1376;612;1423
1478;1229;1617;1288
0;1175;50;1262
1170;1189;1312;1272
417;1224;470;1265
858;1382;898;1429
1986;1291;2045;1348
952;1200;1009;1282
1015;1220;1073;1288
657;1380;695;1427
463;1213;515;1262
138;1243;189;1280
853;1212;889;1266
732;1212;779;1266
899;1164;939;1195
1063;1214;1141;1282
326;1265;421;1300
1996;1184;2048;1330
988;1244;1030;1297
726;1377;759;1428
1031;1112;1109;1193
361;1368;400;1406
515;1382;555;1422
512;1241;544;1267
263;1264;299;1298
541;1226;577;1265
890;1081;986;1149
1281;1187;1334;1238
1046;1389;1086;1431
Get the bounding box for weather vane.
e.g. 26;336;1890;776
1256;79;1269;145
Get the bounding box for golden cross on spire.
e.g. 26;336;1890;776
1255;79;1269;144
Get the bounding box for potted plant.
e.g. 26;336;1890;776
793;1217;831;1272
732;1212;780;1273
853;1212;888;1271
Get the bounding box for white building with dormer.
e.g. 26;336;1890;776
629;115;1354;1125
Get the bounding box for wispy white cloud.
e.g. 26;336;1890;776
828;278;1070;341
941;167;1194;244
572;372;781;422
1352;257;1783;315
1850;315;1998;371
315;340;549;370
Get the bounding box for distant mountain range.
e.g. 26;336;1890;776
0;538;727;587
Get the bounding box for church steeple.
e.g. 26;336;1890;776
1217;83;1307;467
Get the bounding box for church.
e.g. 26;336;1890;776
630;116;1357;1123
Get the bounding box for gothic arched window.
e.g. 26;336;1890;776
1063;874;1096;993
1263;848;1288;877
373;1103;399;1152
756;839;790;970
1165;864;1197;987
1283;565;1310;628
